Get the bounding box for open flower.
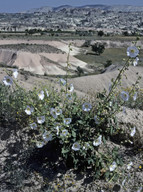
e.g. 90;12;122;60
82;102;92;112
55;108;62;116
37;116;45;124
109;161;117;172
30;122;37;130
36;141;45;148
38;90;44;100
93;135;102;146
13;69;18;78
63;118;72;125
25;105;34;115
50;108;57;119
120;91;129;101
127;162;133;170
60;129;68;137
127;46;139;58
72;142;80;151
42;131;53;142
3;76;13;86
130;127;136;137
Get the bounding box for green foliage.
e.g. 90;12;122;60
0;42;142;184
98;30;104;37
91;42;105;55
104;60;112;68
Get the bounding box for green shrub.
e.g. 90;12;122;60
0;43;141;182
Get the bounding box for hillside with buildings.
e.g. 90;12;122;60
0;5;143;35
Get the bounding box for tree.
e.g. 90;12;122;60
91;43;105;55
98;30;104;37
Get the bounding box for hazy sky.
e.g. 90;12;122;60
1;0;143;13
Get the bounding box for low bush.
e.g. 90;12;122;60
0;42;142;186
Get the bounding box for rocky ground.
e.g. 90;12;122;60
0;67;143;192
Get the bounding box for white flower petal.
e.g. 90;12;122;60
36;141;45;148
67;84;74;93
93;135;102;146
130;127;136;137
109;161;117;172
127;162;133;170
13;69;18;78
38;90;44;100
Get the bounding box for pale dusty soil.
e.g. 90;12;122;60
0;40;93;75
0;67;143;192
69;66;143;95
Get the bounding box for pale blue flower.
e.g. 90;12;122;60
42;131;53;142
3;76;13;86
30;122;37;130
50;108;57;119
55;108;62;115
120;91;129;101
37;116;45;124
82;102;92;112
25;105;34;115
127;46;139;58
72;142;80;151
63;118;72;125
38;90;44;100
66;93;72;100
60;129;68;137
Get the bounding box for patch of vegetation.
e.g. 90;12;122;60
0;43;63;53
0;43;142;192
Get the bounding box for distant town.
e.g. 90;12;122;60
0;5;143;35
